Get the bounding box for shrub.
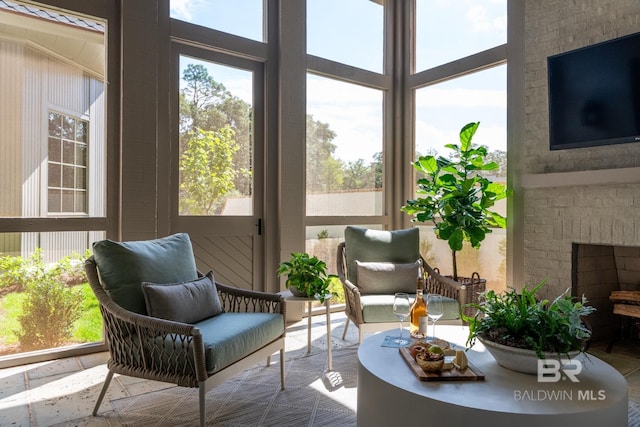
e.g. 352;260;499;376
15;269;83;351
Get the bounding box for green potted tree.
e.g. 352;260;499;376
463;280;595;374
277;252;335;303
401;121;510;281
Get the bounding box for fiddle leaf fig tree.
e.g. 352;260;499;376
401;122;511;281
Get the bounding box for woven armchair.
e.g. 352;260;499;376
85;234;285;427
337;227;466;343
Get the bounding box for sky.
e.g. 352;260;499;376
171;0;507;163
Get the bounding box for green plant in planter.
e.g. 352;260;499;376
463;280;596;358
277;252;336;303
401;122;511;280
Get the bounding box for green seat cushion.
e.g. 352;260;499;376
142;271;223;324
195;312;284;374
92;233;198;314
360;294;460;323
344;226;420;287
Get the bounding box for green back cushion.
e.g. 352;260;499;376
92;233;199;314
344;226;421;287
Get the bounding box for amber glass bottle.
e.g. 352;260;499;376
409;260;428;338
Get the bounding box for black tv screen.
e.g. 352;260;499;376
548;32;640;150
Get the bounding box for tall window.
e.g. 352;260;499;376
170;0;265;42
412;1;507;292
0;1;108;361
306;74;383;217
178;56;254;216
47;112;88;214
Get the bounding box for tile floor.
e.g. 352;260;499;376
1;311;639;426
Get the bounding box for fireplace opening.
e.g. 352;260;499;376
572;243;640;341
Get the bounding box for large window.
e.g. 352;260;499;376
306;74;383;217
178;56;254;216
415;0;507;71
0;1;108;361
412;2;507;292
170;0;265;42
307;0;384;73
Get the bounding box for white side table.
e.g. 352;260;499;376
278;290;333;371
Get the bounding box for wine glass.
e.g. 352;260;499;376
427;294;444;339
392;292;411;345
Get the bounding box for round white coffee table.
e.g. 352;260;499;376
357;325;628;427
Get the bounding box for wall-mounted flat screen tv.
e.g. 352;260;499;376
548;32;640;150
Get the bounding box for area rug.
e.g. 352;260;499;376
111;346;358;427
112;345;640;426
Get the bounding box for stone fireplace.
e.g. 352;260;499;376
520;170;640;341
521;0;640;344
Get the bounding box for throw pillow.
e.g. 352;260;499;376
355;259;420;295
141;271;223;323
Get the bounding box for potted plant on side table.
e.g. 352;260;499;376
463;279;596;374
277;252;336;303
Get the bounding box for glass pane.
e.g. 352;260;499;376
48;189;60;213
178;56;254;216
170;0;264;42
307;0;384;73
62;116;75;140
48;112;62;137
61;190;74;212
306;74;383;216
75;166;87;189
76;144;87;166
48;138;61;162
0;4;106;218
415;0;507;71
414;65;506;162
76;121;88;142
62;165;75;188
75;190;87;212
48;163;61;187
63;141;75;164
418;226;507;293
413;66;507;292
0;231;105;356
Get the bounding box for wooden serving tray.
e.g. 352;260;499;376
399;347;485;381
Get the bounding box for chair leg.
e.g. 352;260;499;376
342;318;350;340
266;355;271;367
280;348;286;390
92;370;114;416
199;382;206;427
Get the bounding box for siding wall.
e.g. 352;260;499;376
0;39;106;262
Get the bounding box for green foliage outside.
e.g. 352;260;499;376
16;272;83;350
180;126;240;215
0;250;101;354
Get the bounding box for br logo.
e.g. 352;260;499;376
537;359;582;383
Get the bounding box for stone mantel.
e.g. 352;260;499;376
521;167;640;189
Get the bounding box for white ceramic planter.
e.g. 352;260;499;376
478;335;580;374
